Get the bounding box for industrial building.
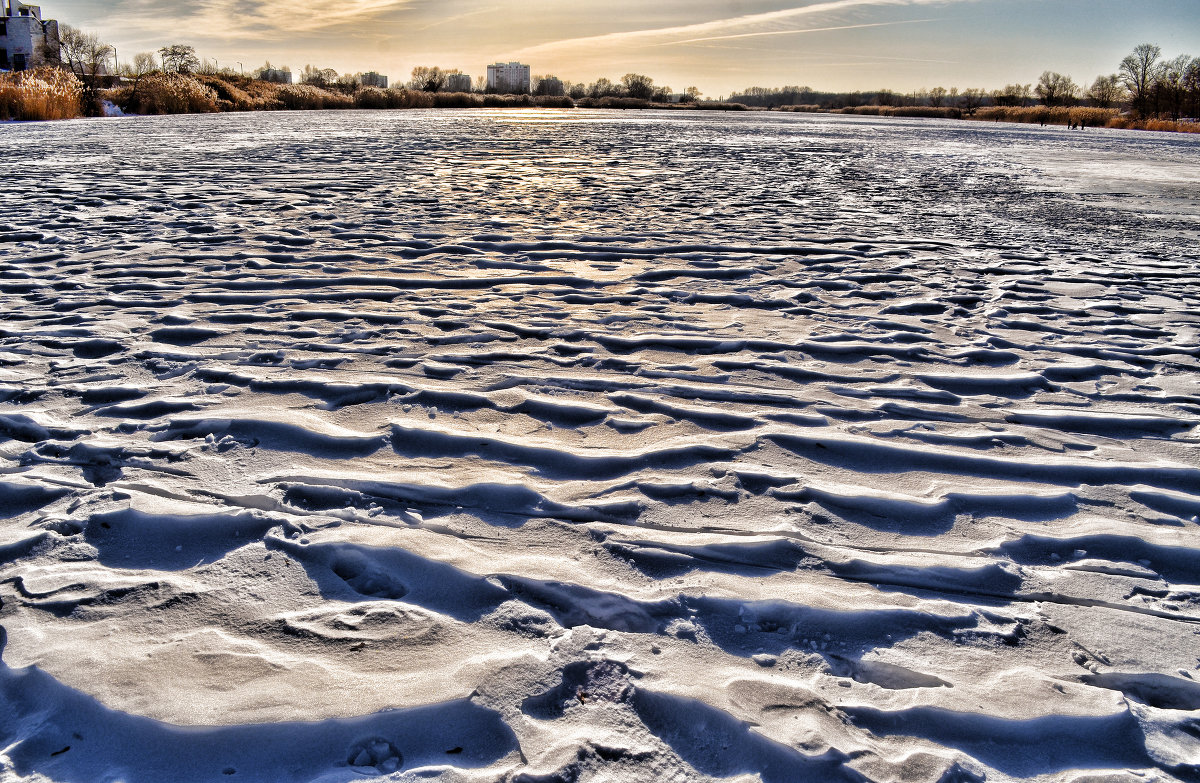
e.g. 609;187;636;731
0;0;58;71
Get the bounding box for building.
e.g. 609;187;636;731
445;72;471;93
359;71;387;88
258;67;292;84
486;61;529;94
0;0;58;72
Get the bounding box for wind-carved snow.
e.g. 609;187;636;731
0;110;1198;783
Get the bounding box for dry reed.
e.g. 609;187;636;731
0;68;82;121
107;72;220;115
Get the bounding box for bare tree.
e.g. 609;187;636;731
159;44;200;74
992;83;1031;107
928;86;948;107
1185;57;1200;120
960;88;986;114
48;24;114;116
1035;71;1078;107
1154;54;1195;119
1086;74;1124;108
589;77;616;98
1120;43;1162;117
533;75;564;97
621;73;654;100
128;51;157;76
300;65;338;88
410;66;447;92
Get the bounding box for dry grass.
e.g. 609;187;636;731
274;84;354;111
973;106;1118;127
0;68;82;121
837;105;964;119
693;101;750;111
533;95;575;109
107;72;220;115
1105;116;1200;133
433;91;483;108
194;74;280;111
575;96;651;109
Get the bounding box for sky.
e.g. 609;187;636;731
44;0;1200;96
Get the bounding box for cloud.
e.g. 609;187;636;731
113;0;417;41
511;0;970;57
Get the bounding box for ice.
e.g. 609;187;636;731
0;109;1198;782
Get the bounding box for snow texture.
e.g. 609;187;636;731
0;109;1198;783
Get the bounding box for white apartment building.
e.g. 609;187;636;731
0;0;58;72
486;61;529;94
445;72;471;93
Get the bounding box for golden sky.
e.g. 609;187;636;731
56;0;1200;96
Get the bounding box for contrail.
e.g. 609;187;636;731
511;0;974;56
660;18;935;46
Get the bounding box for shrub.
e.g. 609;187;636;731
837;104;962;119
780;104;822;113
194;74;278;111
533;95;574;108
483;93;536;107
432;91;483;108
108;72;219;114
0;67;82;121
274;83;354;110
693;101;750;111
574;96;649;109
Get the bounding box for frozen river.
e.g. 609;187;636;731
1;109;1199;783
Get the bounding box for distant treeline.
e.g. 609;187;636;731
728;44;1199;122
99;72;746;115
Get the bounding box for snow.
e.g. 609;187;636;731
0;108;1198;782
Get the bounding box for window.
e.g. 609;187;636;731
0;49;8;69
13;53;25;71
0;20;7;35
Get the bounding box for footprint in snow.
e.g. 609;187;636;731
346;737;402;774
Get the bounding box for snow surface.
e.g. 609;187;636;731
0;109;1199;782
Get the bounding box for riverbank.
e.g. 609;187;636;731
793;103;1200;133
3;68;1197;134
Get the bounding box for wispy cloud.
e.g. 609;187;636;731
412;5;500;33
661;18;934;46
511;0;971;57
116;0;417;41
